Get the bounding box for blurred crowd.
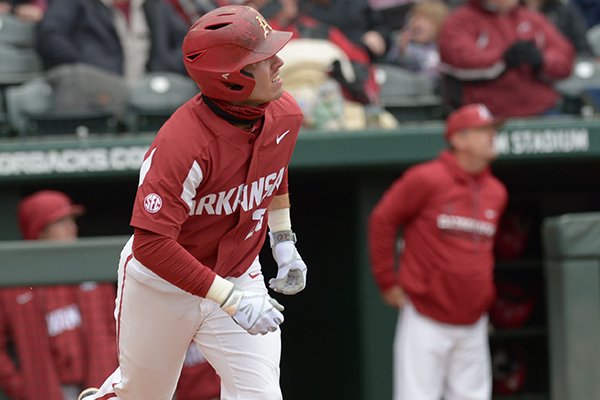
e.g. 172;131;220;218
0;0;599;137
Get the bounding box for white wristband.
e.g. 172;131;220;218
206;275;235;306
268;208;291;232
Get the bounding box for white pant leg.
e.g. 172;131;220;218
194;258;282;400
445;315;492;400
93;237;202;400
394;303;451;400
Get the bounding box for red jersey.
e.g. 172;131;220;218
439;0;574;117
130;92;303;281
369;151;508;324
0;284;117;400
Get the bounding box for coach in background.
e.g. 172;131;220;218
439;0;574;117
0;190;117;400
368;104;508;400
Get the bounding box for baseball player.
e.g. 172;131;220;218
78;5;307;400
368;103;508;400
0;190;117;400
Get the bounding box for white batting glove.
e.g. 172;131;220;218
220;286;285;335
269;230;308;295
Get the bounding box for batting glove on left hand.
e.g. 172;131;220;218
221;286;285;335
269;230;307;295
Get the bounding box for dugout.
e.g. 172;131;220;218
1;117;600;399
543;213;600;400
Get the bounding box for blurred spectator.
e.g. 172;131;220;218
384;0;450;90
268;0;381;106
175;343;220;400
0;190;117;400
166;0;235;25
570;0;600;30
32;0;189;120
0;0;46;22
439;0;575;117
299;0;392;62
522;0;593;56
36;0;187;82
444;0;466;8
166;0;275;25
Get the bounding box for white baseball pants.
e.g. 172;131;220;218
394;302;491;400
92;237;282;400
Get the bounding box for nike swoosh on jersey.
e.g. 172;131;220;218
276;130;290;144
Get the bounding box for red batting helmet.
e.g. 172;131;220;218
490;282;536;329
182;5;293;102
492;344;527;395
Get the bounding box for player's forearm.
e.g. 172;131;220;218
268;194;292;232
268;194;290;211
132;228;216;298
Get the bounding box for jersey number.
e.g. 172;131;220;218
245;208;267;240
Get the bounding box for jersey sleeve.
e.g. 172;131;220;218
276;168;289;195
130;134;206;239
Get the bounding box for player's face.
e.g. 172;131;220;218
239;55;285;106
462;126;498;163
486;0;519;14
39;215;78;242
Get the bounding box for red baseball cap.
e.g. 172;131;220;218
18;190;85;240
445;103;504;141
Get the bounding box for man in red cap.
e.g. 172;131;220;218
17;190;86;241
0;190;118;400
368;103;508;400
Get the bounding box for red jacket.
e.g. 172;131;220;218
0;284;118;400
439;0;574;117
369;151;508;324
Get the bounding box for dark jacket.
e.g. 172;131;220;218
570;0;600;29
540;0;593;56
299;0;392;61
36;0;188;75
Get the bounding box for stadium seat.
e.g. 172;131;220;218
5;78;119;136
555;58;600;115
375;63;445;122
23;110;119;136
0;13;36;47
0;45;43;75
0;87;10;137
0;14;43;87
125;72;199;133
587;24;600;57
5;78;52;134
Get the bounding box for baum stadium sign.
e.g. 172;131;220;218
495;128;590;155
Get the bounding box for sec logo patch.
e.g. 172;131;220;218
144;193;162;213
